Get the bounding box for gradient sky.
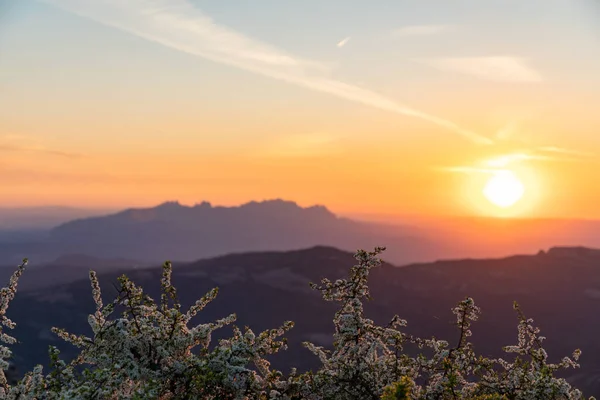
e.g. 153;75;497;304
1;0;599;218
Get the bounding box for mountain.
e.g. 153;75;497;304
0;206;115;230
6;200;600;267
0;200;434;265
6;245;600;397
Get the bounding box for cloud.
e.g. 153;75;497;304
537;146;594;158
337;36;351;48
417;56;543;83
484;152;554;168
0;144;80;157
484;149;594;169
436;153;550;174
439;147;595;176
392;25;449;37
258;133;342;158
492;123;594;161
0;135;82;158
42;0;492;145
435;166;497;174
495;121;519;141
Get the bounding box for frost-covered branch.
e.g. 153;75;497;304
0;249;594;399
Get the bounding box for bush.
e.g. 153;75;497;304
0;248;594;399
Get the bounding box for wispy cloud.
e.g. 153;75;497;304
484;152;555;168
438;147;595;176
537;146;594;158
492;123;595;162
495;121;520;141
337;36;351;48
487;149;594;167
258;133;342;158
392;25;450;37
0;135;81;158
417;56;543;83
435;165;498;174
41;0;492;145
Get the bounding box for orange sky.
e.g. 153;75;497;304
1;0;599;219
2;141;600;219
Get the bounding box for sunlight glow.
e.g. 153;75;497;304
483;170;525;208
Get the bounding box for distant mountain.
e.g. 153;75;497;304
7;200;600;267
0;200;434;265
0;206;115;230
6;245;600;397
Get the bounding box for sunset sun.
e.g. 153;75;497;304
483;170;525;208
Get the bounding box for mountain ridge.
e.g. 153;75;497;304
11;199;429;266
6;199;600;268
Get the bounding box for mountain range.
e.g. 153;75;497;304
0;200;433;266
5;245;600;397
0;206;115;230
4;200;600;267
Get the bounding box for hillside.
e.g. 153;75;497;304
6;245;600;396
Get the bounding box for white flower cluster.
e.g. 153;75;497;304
0;249;595;399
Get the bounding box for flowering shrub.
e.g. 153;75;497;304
0;248;595;399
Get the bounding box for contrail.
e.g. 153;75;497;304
41;0;493;145
0;144;82;158
337;37;351;47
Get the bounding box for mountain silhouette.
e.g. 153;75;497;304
1;200;432;265
6;200;600;267
0;206;114;230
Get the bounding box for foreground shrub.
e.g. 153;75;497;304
0;248;594;399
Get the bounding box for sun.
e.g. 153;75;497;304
483;170;525;208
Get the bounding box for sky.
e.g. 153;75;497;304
1;0;599;218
